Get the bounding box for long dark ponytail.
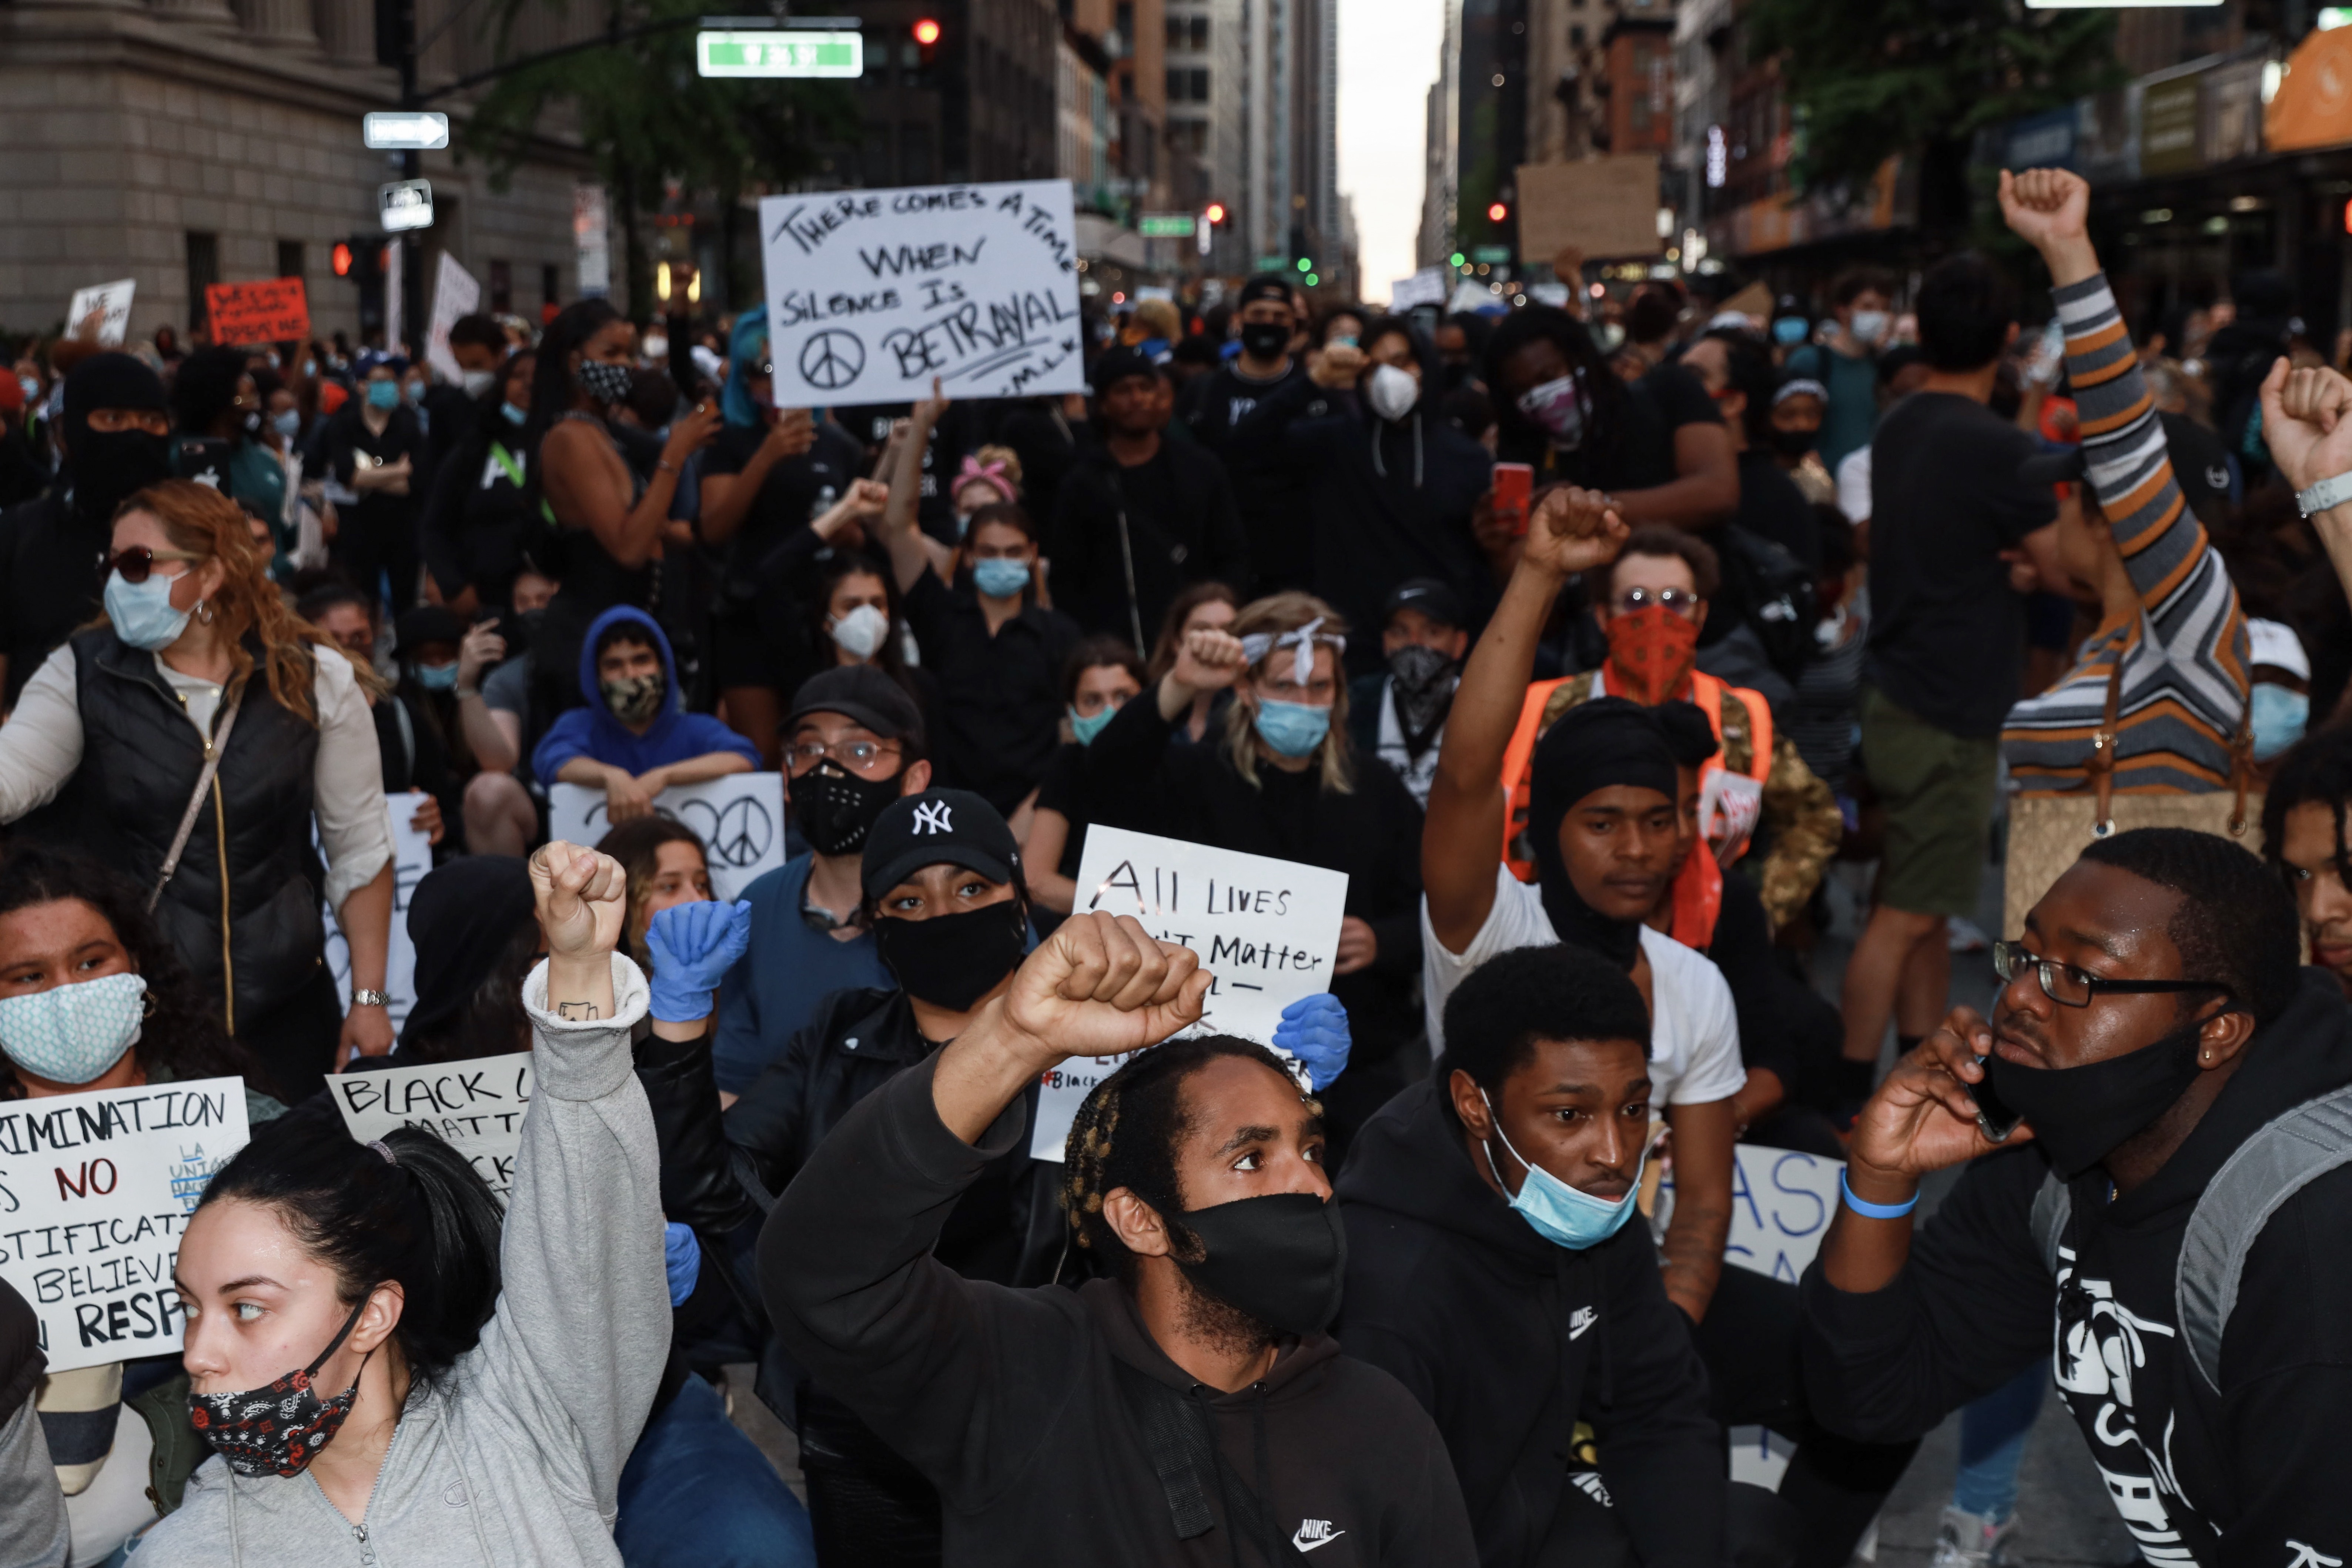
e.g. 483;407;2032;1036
198;1117;503;1387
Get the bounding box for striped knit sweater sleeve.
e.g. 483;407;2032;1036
2001;272;2249;794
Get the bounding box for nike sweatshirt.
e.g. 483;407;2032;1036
759;1055;1479;1568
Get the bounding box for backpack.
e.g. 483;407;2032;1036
2028;1081;2352;1391
1713;525;1819;683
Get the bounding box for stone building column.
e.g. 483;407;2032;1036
148;0;241;29
239;0;320;46
312;0;375;62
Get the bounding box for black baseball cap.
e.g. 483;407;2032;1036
1382;577;1467;632
1090;345;1163;395
1238;274;1294;308
787;665;924;749
860;788;1024;902
394;605;468;653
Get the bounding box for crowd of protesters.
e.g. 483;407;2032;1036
7;162;2352;1568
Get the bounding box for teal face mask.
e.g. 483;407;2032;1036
412;660;460;692
365;380;401;410
501;401;528;427
2251;682;2309;762
971;557;1030;599
1251;698;1331;758
1070;703;1118;746
1479;1089;1646;1250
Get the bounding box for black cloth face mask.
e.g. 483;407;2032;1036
1238;322;1290;360
70;429;172;526
188;1296;371;1478
1387;644;1459;755
1175;1192;1347;1338
790;762;901;857
873;899;1026;1011
1983;1018;2211;1180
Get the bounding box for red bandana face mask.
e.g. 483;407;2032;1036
188;1297;371;1478
1605;605;1700;706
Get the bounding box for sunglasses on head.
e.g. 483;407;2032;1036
108;545;204;584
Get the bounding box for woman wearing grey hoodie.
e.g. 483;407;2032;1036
139;840;671;1566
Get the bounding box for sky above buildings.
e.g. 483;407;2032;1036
1337;0;1443;302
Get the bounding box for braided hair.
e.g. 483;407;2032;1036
2076;826;2301;1025
1059;1034;1311;1280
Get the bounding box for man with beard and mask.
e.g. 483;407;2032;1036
1800;828;2352;1568
757;903;1478;1568
1179;273;1318;594
0;352;173;708
1231;315;1494;676
1347;578;1469;807
1496;524;1840;936
709;665;927;1095
531;606;757;818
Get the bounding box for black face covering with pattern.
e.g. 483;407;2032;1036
188;1297;371;1478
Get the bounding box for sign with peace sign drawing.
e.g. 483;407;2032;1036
547;773;787;899
759;179;1086;405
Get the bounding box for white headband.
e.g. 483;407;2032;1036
1239;617;1346;684
1774;378;1829;405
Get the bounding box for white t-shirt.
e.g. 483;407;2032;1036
1419;865;1747;1108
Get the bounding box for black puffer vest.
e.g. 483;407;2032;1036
53;628;324;1033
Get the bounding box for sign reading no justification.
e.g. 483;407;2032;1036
758;179;1085;404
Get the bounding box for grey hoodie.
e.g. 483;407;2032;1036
136;955;670;1567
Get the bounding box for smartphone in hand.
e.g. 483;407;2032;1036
1493;462;1535;536
1969;1057;2026;1144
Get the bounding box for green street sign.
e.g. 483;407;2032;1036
1471;244;1512;263
696;30;863;77
1255;255;1287;271
1138;212;1197;237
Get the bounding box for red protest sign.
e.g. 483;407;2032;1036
204;277;310;345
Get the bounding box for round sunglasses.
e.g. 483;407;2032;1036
107;545;204;584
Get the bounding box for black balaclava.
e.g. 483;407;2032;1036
398;856;536;1053
62;353;171;526
1526;697;1678;972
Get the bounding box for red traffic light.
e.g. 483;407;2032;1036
332;241;355;278
912;17;941;44
1487;201;1508;222
1205;202;1227;225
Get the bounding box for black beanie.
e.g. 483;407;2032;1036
1527;697;1679;971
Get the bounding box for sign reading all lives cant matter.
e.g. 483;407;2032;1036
332;1056;533;1204
0;1078;250;1373
759;179;1085;406
1031;828;1348;1161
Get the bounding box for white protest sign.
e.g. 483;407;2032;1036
67;280;136;347
759;179;1085;404
425;254;485;386
331;1055;533;1202
546;773;786;899
383;238;405;352
0;1079;250;1373
321;790;433;1028
1389;267;1448;310
1031;828;1347;1161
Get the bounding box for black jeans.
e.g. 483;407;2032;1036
1690;1265;1920;1568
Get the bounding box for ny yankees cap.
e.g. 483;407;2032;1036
860;788;1024;902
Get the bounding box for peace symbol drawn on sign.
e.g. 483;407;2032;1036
677;795;776;870
799;330;866;391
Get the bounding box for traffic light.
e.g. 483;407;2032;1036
1487;201;1508;223
335;235;381;285
1205;201;1227;226
332;241;354;278
1294;257;1312;274
912;15;941;64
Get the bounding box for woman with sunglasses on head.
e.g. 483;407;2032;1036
0;479;396;1103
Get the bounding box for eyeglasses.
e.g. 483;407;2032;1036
1990;940;2230;1010
107;545;204;584
1607;586;1702;618
785;739;897;772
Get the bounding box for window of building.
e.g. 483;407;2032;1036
1114;1;1133;48
489;260;512;314
1190;16;1208;48
1167;15;1183;47
186;231;219;335
1167;66;1183;99
1570;23;1585;44
276;240;303;282
1190;67;1208;100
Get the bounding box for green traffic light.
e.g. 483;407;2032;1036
1449;251;1465;267
1295;257;1312;273
1305;273;1320;287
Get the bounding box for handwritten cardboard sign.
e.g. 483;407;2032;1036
331;1056;533;1202
1031;828;1348;1161
66;279;136;347
321;791;434;1029
1515;153;1664;262
759;179;1085;404
0;1078;250;1373
204;277;311;345
548;774;786;899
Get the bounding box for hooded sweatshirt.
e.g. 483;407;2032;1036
136;955;672;1567
531;605;758;787
1335;1080;1721;1568
759;1056;1479;1568
1801;968;2352;1568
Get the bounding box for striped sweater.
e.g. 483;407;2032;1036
2001;274;2249;795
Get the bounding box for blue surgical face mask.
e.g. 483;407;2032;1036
501;400;528;427
2252;682;2310;762
1070;703;1118;745
1252;697;1332;758
104;568;192;652
366;380;401;410
0;971;147;1086
412;660;460;692
271;409;301;441
1772;316;1809;346
971;557;1030;599
1480;1089;1645;1250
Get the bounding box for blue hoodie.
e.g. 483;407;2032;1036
532;605;759;786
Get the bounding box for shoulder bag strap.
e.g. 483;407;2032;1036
147;690;243;913
2090;643;2124;837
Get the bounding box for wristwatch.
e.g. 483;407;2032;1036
2296;470;2352;518
351;988;391;1008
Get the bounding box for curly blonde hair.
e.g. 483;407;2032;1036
1221;591;1354;794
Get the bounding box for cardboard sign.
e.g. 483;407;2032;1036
204;278;310;346
66;280;136;347
425;254;485;386
331;1055;534;1201
759;179;1085;404
547;774;787;899
1515;154;1664;261
0;1078;251;1373
321;791;435;1029
1031;828;1348;1161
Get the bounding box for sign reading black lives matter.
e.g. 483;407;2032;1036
759;179;1085;405
0;1078;251;1373
333;1056;534;1204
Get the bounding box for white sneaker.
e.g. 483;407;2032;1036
1948;916;1992;954
1931;1506;2018;1568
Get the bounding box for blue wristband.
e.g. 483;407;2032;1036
1839;1169;1919;1220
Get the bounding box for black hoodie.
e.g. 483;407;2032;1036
759;1056;1479;1568
1335;1080;1722;1568
1801;968;2352;1568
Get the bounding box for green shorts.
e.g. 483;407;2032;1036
1858;684;2001;919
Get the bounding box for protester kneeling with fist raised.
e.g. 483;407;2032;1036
759;910;1477;1567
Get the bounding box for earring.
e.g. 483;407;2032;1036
194;599;214;625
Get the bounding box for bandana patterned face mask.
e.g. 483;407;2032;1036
188;1296;372;1478
577;358;634;408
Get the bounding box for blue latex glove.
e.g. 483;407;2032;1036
645;899;754;1023
1273;992;1351;1091
663;1220;702;1307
